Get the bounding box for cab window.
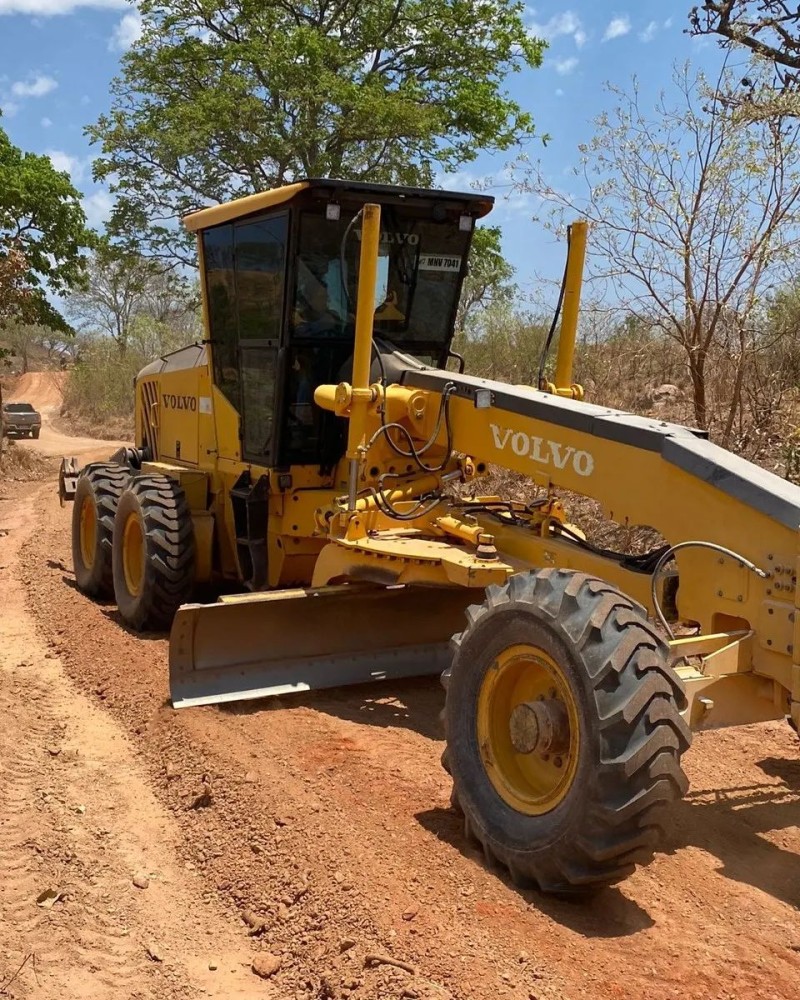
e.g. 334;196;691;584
202;213;288;463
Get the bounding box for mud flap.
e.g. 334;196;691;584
58;457;79;507
169;584;484;708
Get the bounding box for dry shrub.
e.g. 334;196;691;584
60;338;138;440
54;409;134;442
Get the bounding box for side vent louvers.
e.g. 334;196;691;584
140;380;160;461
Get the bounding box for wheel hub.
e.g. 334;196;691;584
509;699;570;756
122;511;145;598
476;643;580;815
79;496;97;569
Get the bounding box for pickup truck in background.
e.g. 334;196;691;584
1;401;42;439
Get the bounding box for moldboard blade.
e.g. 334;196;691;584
169;584;483;708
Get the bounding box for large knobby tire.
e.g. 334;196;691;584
71;463;129;597
112;474;195;631
32;427;40;439
442;569;691;893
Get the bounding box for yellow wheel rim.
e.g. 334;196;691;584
477;643;580;816
122;511;145;597
79;495;97;569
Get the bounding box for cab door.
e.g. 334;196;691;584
234;213;288;466
201;211;288;467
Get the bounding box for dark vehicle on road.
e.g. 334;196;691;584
1;401;42;439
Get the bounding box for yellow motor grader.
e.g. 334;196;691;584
60;179;800;893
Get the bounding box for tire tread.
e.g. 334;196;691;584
443;568;691;893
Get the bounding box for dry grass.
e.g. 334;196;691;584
54;410;134;442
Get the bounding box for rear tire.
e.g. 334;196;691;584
442;569;690;893
71;463;129;597
32;428;40;439
112;474;195;631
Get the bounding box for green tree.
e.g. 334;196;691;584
454;300;547;384
0;120;94;332
456;225;516;333
88;0;545;264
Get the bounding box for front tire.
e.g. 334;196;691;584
442;569;690;893
112;474;195;631
71;463;129;597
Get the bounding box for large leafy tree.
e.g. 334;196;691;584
89;0;544;264
0;121;93;333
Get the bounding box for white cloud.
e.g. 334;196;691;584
46;149;85;182
640;18;672;42
554;57;578;76
82;188;113;230
603;16;631;42
40;115;52;127
529;10;586;48
555;88;564;98
1;100;19;117
108;10;141;51
11;73;57;98
640;20;658;43
0;0;125;14
432;168;487;192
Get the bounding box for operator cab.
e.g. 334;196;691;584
184;179;494;472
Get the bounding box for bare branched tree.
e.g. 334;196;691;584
690;2;800;89
66;247;198;355
516;63;800;440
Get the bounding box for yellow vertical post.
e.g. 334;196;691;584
554;220;588;392
346;203;381;508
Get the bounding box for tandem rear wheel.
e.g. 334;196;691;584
442;568;691;893
71;468;196;631
72;462;130;597
111;474;195;631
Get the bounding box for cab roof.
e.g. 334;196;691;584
182;178;495;233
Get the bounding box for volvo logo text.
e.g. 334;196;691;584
162;394;197;412
490;424;594;477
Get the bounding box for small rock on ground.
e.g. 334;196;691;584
252;952;282;979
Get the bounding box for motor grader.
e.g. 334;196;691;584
60;178;800;893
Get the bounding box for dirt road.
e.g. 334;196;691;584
1;411;799;999
5;372;126;458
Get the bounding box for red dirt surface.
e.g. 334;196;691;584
1;419;799;998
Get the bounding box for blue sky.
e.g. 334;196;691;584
0;1;730;294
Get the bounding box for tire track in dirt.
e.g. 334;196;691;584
19;476;800;1000
0;480;271;1000
0;493;147;997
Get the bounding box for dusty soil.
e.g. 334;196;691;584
0;479;268;999
1;396;799;1000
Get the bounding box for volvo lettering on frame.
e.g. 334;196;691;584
162;394;198;412
490;423;594;477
